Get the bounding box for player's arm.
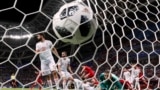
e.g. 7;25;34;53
58;65;61;72
48;40;60;58
67;58;73;74
52;47;60;58
57;59;61;72
80;66;85;74
68;64;73;74
35;44;41;54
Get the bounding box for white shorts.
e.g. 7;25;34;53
41;58;57;76
60;71;72;79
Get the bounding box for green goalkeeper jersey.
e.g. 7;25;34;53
99;73;123;90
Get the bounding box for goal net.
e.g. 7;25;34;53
0;0;160;90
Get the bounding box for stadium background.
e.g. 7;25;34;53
0;0;160;89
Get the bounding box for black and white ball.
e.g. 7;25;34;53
52;1;97;44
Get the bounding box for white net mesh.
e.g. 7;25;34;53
0;0;160;90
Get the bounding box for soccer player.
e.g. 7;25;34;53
120;67;133;89
74;78;95;90
57;51;74;90
129;64;148;89
122;67;131;82
30;71;43;90
10;73;17;88
35;33;59;90
133;65;141;89
133;65;148;89
99;69;123;90
79;65;95;79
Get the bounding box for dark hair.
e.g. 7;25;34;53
125;65;130;69
36;33;45;38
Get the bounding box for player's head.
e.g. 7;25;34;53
61;51;67;57
104;69;111;79
135;64;141;69
123;66;130;71
36;33;45;41
123;67;127;71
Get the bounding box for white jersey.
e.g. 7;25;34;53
36;40;53;61
130;67;141;83
134;68;141;78
123;71;131;82
57;57;70;72
130;68;140;78
133;68;141;89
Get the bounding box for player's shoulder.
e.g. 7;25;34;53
66;57;70;60
45;40;52;43
99;73;105;81
100;72;105;76
45;40;53;45
65;57;70;62
59;57;70;61
111;73;119;79
58;58;63;62
36;41;41;45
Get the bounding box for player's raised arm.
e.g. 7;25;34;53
80;66;85;74
57;59;61;72
52;47;60;58
68;63;73;74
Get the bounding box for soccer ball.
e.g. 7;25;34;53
52;1;98;44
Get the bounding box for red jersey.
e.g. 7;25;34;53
84;66;94;73
83;66;95;77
